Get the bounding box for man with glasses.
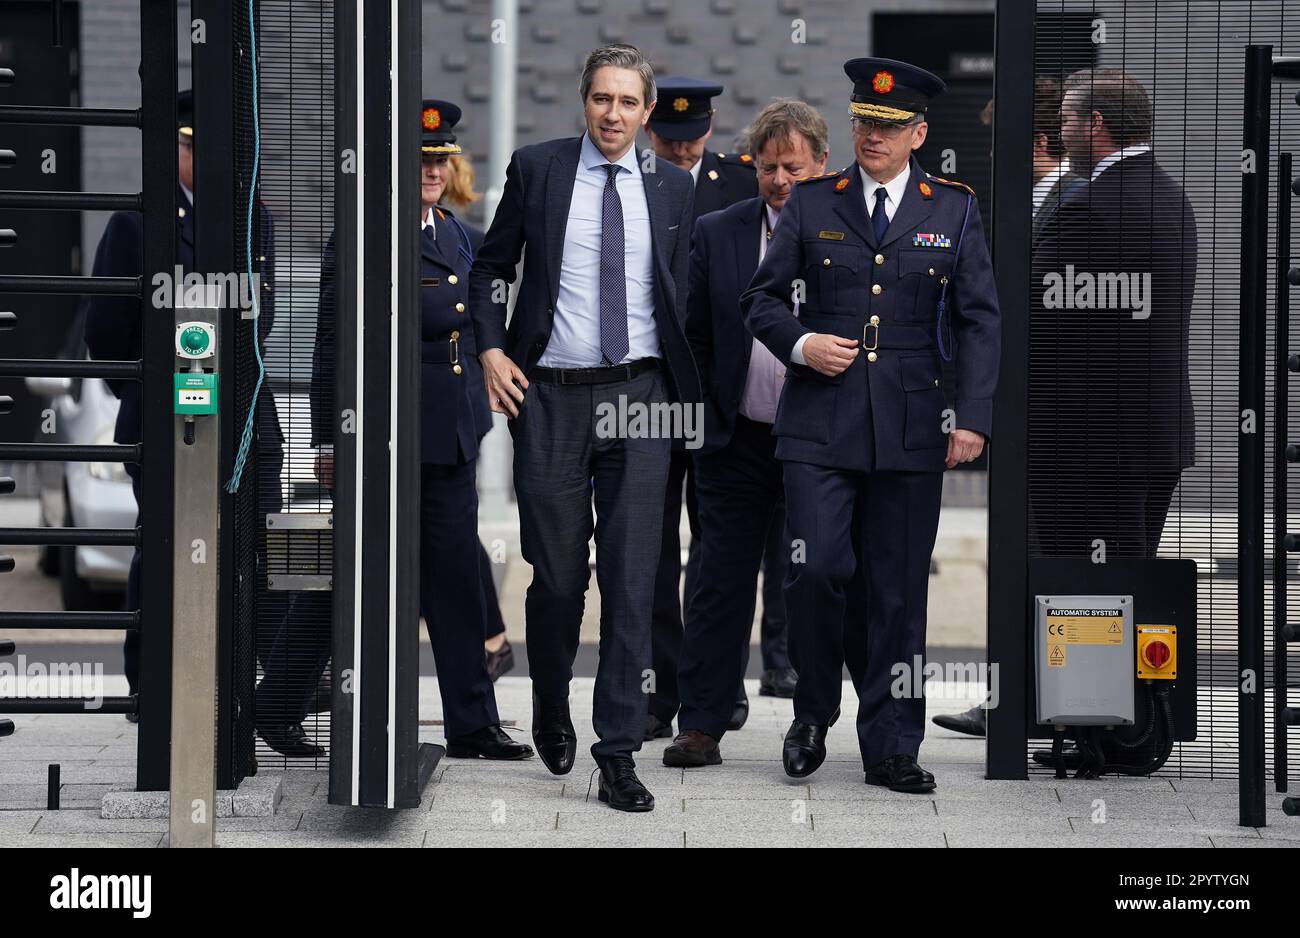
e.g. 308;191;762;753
742;57;1000;792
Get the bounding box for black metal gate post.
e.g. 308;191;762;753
1274;150;1291;798
1239;44;1271;829
986;0;1035;780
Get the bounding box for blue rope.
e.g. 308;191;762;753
225;0;263;494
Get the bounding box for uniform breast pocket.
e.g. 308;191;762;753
897;249;954;323
899;354;947;451
802;239;865;315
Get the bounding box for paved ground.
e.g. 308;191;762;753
1;676;1295;848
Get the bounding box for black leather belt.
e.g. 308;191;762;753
531;357;659;385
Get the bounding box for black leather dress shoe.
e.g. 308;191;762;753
446;723;535;760
782;720;829;778
594;756;655;812
643;713;674;740
864;754;936;793
662;730;722;768
759;668;798;698
728;695;749;731
258;723;325;758
532;692;577;775
1032;744;1083;769
485;639;515;683
931;705;986;737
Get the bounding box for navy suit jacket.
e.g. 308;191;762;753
467;136;701;407
84;188;282;451
685;196;767;453
311;206;491;465
742;158;1001;474
1030;151;1196;473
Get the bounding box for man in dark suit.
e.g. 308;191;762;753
82;91;294;751
468;44;700;811
1030;68;1195;558
665;99;829;767
310;100;532;762
742;58;1000;792
642;76;760;738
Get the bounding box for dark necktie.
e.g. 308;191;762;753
599;164;629;365
872;186;889;242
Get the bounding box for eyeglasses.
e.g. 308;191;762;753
850;117;920;139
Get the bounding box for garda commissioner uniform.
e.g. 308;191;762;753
741;59;1000;788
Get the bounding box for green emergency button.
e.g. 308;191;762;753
180;327;210;356
175;372;219;415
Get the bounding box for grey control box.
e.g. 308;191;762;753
1035;595;1134;726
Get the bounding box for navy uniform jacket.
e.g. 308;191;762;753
685;196;767;453
310;205;492;465
1030;151;1196;473
690;150;758;225
466;136;701;407
742;157;1000;474
84;189;282;452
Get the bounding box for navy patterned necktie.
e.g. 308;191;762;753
599;163;629;365
872;186;889;242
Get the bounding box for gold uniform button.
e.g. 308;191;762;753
867;351;878;363
934;378;940;387
874;254;884;265
455;302;465;313
928;267;936;276
823;258;831;267
448;274;459;285
453;364;463;375
871;284;882;295
870;315;880;325
450;330;460;339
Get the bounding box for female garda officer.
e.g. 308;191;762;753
412;100;533;759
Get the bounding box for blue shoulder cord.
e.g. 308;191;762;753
934;192;974;364
226;0;263;494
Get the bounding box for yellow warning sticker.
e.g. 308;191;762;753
1047;642;1066;668
1046;609;1125;646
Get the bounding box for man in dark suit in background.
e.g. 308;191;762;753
1030;68;1195;558
468;44;700;812
666;98;828;767
642;76;760;738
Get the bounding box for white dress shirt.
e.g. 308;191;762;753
739;202;789;424
1090;144;1151;181
422;205;436;235
1031;159;1073;214
789;163;911;365
689;158;702;186
540;134;659;367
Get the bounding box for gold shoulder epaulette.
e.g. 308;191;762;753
797;171;841;185
929;175;976;197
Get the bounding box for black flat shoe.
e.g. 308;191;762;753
446;723;535;760
532;692;577;776
782;720;829;778
931;705;986;737
643;713;674;741
759;668;798;698
595;756;655;812
864;754;936;793
485;639;515;683
728;695;749;731
258;722;325;758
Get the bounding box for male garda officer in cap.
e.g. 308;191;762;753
742;58;1000;792
311;100;532;761
642;76;759;739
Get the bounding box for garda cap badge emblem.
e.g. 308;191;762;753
673;97;690;112
918;181;933;197
872;71;895;94
422;107;441;130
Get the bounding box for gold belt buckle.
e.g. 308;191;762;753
862;315;880;351
449;334;462;374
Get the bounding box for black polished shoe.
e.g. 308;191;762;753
662;730;722;768
931;705;986;737
864;754;936;793
643;712;674;741
759;668;798;698
728;695;749;731
594;756;655;812
446;723;535;760
485;638;515;683
532;692;577;776
782;720;829;778
258;723;325;758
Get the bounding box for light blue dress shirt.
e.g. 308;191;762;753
539;134;661;368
